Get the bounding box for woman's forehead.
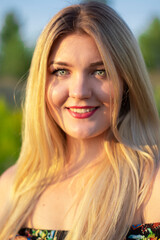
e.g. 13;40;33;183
48;33;103;66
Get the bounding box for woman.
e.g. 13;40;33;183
0;1;160;240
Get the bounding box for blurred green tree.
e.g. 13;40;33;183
0;98;22;174
139;18;160;70
0;12;32;79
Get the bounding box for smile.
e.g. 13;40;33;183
66;106;99;119
69;107;96;113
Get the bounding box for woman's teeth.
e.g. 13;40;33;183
69;107;96;113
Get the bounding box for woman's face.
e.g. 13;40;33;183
46;33;122;139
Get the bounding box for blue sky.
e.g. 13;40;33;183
0;0;160;46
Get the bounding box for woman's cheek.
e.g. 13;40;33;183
47;81;69;107
96;82;115;104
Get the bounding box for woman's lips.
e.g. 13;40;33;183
66;106;99;119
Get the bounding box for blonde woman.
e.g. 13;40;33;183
0;1;160;240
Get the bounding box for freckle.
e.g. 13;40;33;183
42;203;46;207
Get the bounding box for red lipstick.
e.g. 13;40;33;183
67;106;98;119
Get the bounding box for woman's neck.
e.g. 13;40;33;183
64;133;106;175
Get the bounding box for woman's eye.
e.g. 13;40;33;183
96;70;106;76
52;69;69;77
95;70;106;77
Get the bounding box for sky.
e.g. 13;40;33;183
0;0;160;46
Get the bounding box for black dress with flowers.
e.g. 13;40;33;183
16;223;160;240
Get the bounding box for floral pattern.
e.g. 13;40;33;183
16;223;160;240
126;223;160;240
16;228;68;240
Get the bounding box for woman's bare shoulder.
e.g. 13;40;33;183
143;166;160;223
0;164;17;182
0;165;17;206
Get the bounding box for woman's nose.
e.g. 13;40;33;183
69;73;92;99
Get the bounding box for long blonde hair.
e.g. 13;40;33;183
0;2;160;240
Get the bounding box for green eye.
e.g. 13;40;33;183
57;69;67;76
52;69;69;77
96;70;105;76
94;70;106;78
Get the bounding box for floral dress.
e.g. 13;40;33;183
16;228;68;240
16;223;160;240
126;223;160;240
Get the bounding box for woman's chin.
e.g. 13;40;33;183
65;127;107;140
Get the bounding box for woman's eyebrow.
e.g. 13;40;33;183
48;60;104;67
89;61;104;67
49;61;73;67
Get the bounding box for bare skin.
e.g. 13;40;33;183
1;163;160;231
25;135;107;230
